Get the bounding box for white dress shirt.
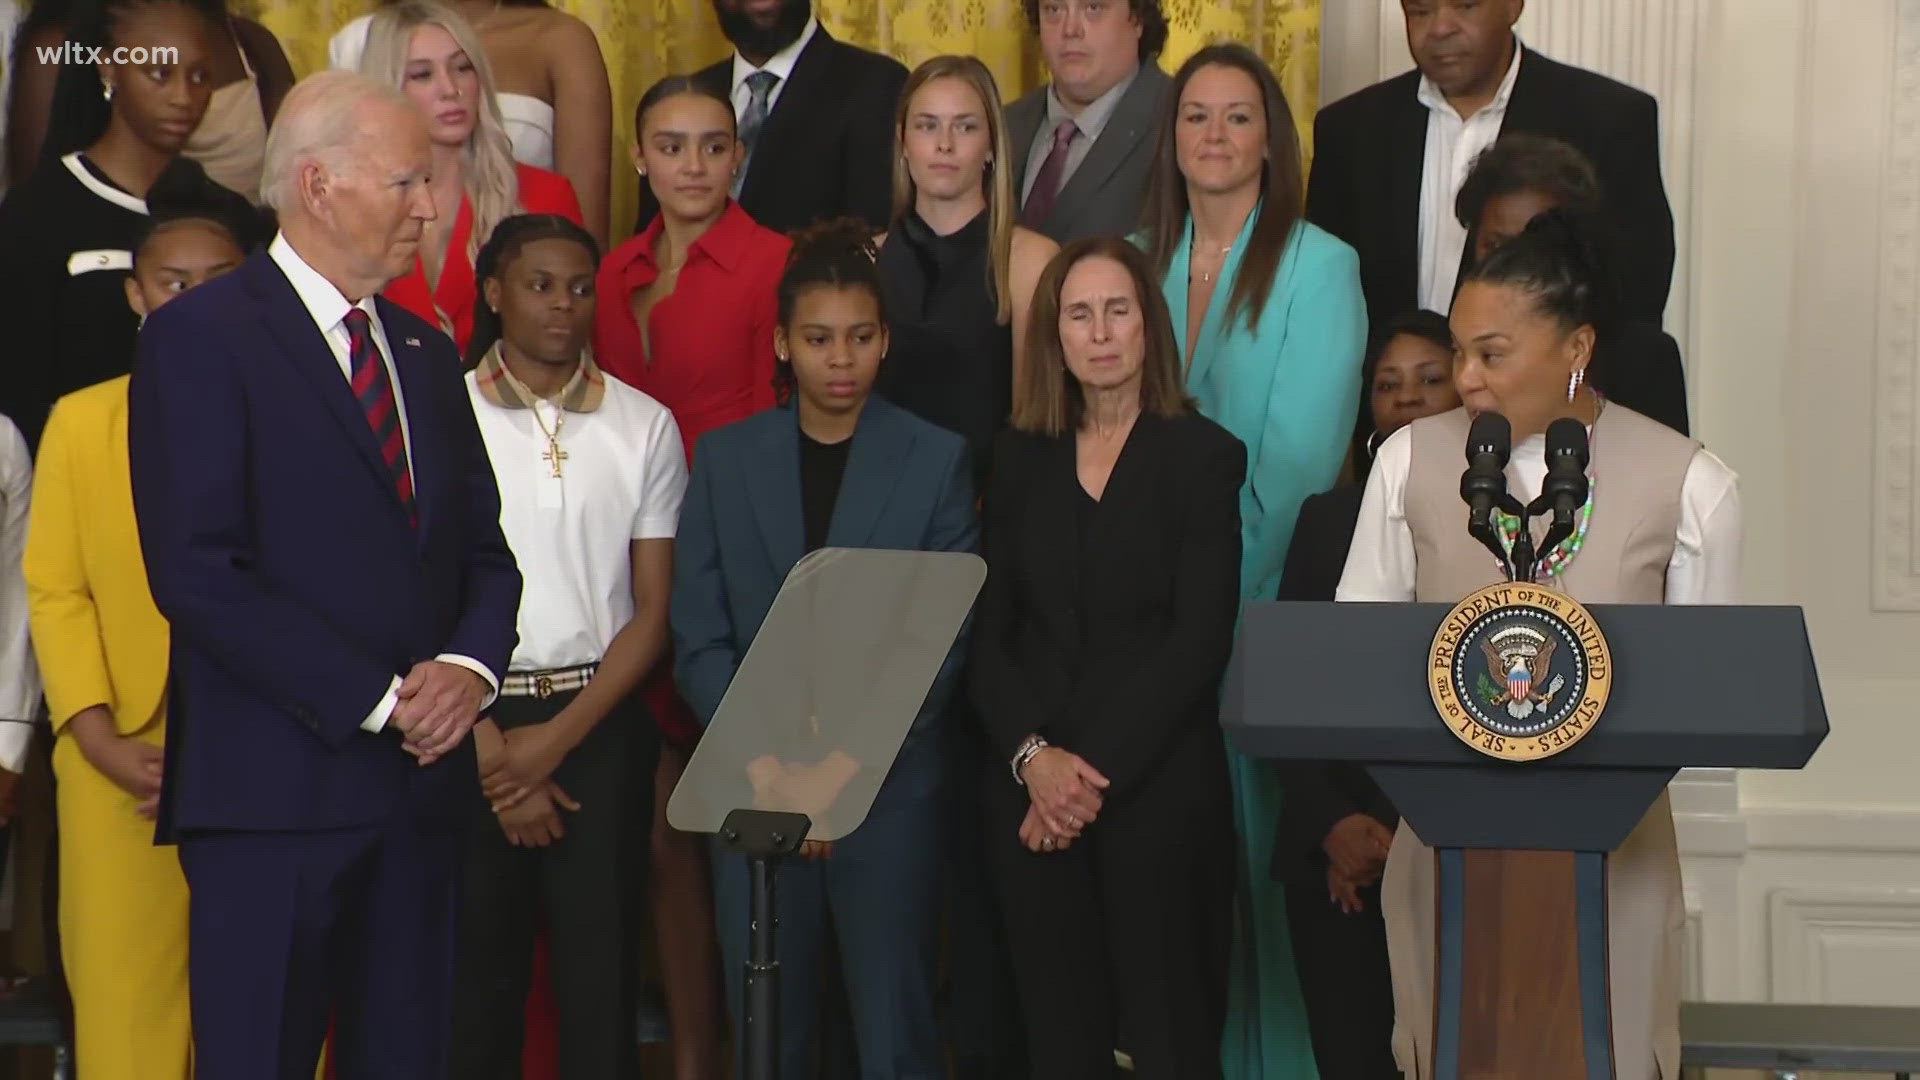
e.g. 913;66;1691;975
1337;423;1743;606
1415;43;1525;314
466;370;687;672
1021;63;1142;204
266;234;500;732
0;417;41;772
730;16;819;122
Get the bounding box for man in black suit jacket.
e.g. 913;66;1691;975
634;0;906;235
1004;0;1170;243
1307;0;1675;329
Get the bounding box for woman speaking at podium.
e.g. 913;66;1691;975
1334;211;1742;1079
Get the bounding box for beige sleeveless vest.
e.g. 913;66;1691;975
1403;404;1698;606
1383;403;1698;1080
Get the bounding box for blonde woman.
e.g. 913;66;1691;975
330;0;612;246
875;54;1058;483
359;0;581;356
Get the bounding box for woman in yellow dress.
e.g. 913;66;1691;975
24;210;247;1079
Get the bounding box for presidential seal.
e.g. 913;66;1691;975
1428;582;1612;762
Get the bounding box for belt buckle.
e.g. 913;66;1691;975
535;675;554;699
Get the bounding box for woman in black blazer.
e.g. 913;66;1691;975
971;237;1244;1080
1275;308;1458;1078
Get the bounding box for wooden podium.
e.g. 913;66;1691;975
1223;600;1827;1078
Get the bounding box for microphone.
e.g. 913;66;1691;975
1533;417;1591;561
1459;412;1514;577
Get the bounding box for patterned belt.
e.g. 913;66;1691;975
501;663;599;699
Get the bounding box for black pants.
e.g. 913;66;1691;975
985;727;1234;1080
1283;876;1400;1078
449;688;656;1079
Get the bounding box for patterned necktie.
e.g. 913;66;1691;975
1020;118;1080;229
734;70;781;197
342;308;416;524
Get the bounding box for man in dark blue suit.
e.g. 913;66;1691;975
128;71;521;1080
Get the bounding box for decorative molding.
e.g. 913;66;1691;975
1767;886;1920;1002
1875;0;1920;610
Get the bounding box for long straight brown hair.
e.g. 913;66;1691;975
889;55;1017;325
1140;43;1305;335
1012;238;1195;438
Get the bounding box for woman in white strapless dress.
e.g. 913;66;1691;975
331;0;611;245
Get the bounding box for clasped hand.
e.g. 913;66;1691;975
1323;812;1394;914
1019;747;1109;854
390;661;490;765
481;721;570;811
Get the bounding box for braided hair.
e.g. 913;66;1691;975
466;213;602;367
773;217;887;404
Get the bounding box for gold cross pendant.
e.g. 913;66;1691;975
542;440;569;478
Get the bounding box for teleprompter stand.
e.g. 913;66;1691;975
669;549;985;1080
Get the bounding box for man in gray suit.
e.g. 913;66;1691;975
1007;0;1171;243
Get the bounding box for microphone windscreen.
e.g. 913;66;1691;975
1546;416;1589;469
1466;411;1511;463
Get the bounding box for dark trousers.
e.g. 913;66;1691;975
1283;876;1400;1078
942;710;1027;1079
450;688;655;1079
985;727;1234;1080
180;810;462;1080
712;741;946;1080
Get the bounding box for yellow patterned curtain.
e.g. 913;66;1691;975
234;0;1319;240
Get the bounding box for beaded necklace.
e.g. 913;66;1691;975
1492;402;1601;580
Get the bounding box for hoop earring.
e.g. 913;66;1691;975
1365;428;1384;459
1567;367;1585;402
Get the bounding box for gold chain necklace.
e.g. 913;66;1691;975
1191;239;1234;285
529;398;568;478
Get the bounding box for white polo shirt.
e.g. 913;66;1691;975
467;365;687;673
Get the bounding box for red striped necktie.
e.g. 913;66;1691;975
342;307;416;525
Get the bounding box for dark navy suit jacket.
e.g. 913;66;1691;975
670;397;977;761
129;248;521;838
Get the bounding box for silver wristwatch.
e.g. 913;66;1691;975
1010;734;1049;785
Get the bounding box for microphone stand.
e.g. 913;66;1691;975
1499;494;1536;584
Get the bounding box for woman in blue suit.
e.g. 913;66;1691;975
1138;43;1367;1080
670;219;978;1080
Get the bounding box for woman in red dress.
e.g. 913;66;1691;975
595;74;791;1080
359;0;581;357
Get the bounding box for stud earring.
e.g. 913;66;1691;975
1567;368;1585;402
102;81;114;102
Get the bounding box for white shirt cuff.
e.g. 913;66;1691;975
0;720;33;773
434;653;500;709
361;676;403;733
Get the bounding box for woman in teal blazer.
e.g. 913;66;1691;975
1140;45;1367;1079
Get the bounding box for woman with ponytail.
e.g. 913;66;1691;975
454;212;685;1078
7;0;293;199
0;0;257;450
359;0;581;356
1339;209;1741;1079
670;219;977;1080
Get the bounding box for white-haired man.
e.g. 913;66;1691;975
128;70;522;1079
